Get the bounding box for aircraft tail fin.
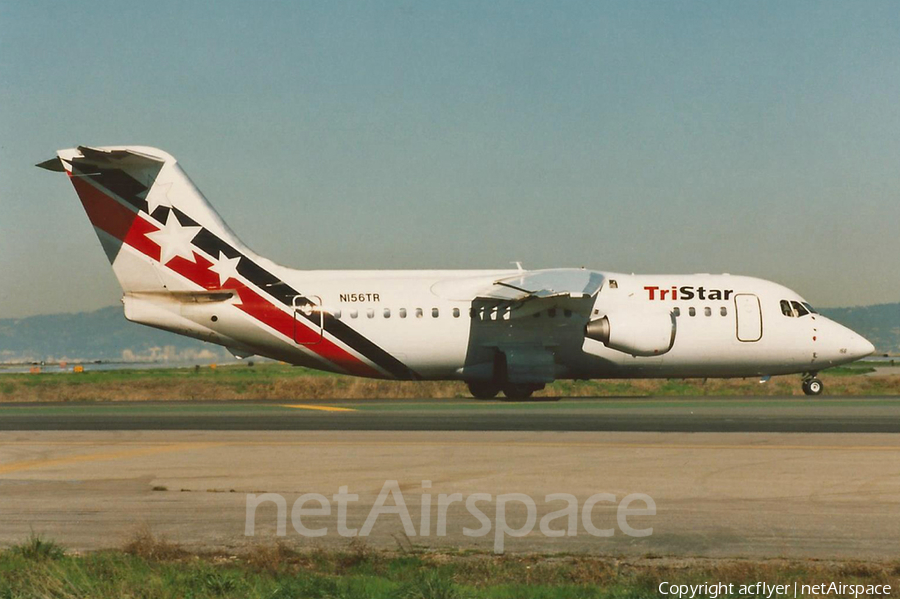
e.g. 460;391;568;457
37;146;266;294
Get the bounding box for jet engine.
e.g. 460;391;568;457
585;308;676;357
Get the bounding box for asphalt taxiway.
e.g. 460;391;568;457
2;396;900;432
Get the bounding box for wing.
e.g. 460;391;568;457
473;268;604;319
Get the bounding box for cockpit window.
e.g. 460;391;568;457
780;300;793;317
781;299;816;318
791;300;809;317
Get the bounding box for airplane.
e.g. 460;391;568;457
38;146;875;399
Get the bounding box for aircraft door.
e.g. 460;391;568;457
734;293;762;342
293;295;324;345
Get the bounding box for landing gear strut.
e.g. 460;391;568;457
801;374;823;396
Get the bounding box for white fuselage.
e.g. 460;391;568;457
179;266;872;381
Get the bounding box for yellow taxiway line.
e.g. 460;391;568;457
279;404;356;412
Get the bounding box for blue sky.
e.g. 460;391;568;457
2;1;899;317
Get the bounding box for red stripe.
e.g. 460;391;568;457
168;252;220;290
70;175;136;242
123;216;162;262
70;180;381;376
232;284;383;377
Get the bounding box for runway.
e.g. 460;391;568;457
2;397;900;559
3;396;900;432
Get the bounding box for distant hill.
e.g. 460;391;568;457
0;302;897;364
0;306;233;363
819;303;900;355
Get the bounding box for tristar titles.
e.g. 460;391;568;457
644;286;734;301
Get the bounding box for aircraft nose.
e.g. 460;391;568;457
819;318;875;364
847;332;875;361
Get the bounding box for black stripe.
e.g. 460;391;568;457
187;219;418;379
321;314;418;379
72;160;417;378
71;162;149;213
150;206;171;222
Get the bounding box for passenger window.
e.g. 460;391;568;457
333;310;341;319
704;307;711;317
399;308;407;319
548;309;557;318
416;308;423;318
432;308;439;318
689;307;696;317
720;307;727;317
533;312;540;318
350;309;358;319
383;308;391;318
780;300;793;317
367;309;374;319
452;308;460;318
791;301;809;317
673;307;681;317
564;309;572;318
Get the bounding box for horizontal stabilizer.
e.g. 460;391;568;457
74;146;166;169
35;157;66;172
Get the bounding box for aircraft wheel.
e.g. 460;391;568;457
467;381;500;399
802;378;823;396
502;384;536;401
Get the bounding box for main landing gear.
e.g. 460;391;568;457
466;381;544;401
801;374;823;396
467;381;500;399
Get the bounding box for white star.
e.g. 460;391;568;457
209;251;242;287
146;211;202;264
144;181;173;214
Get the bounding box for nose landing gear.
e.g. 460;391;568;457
801;374;823;396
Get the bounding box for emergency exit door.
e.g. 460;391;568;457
293;295;324;345
734;293;762;342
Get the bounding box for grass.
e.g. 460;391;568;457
1;532;899;599
7;533;65;561
0;362;896;402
